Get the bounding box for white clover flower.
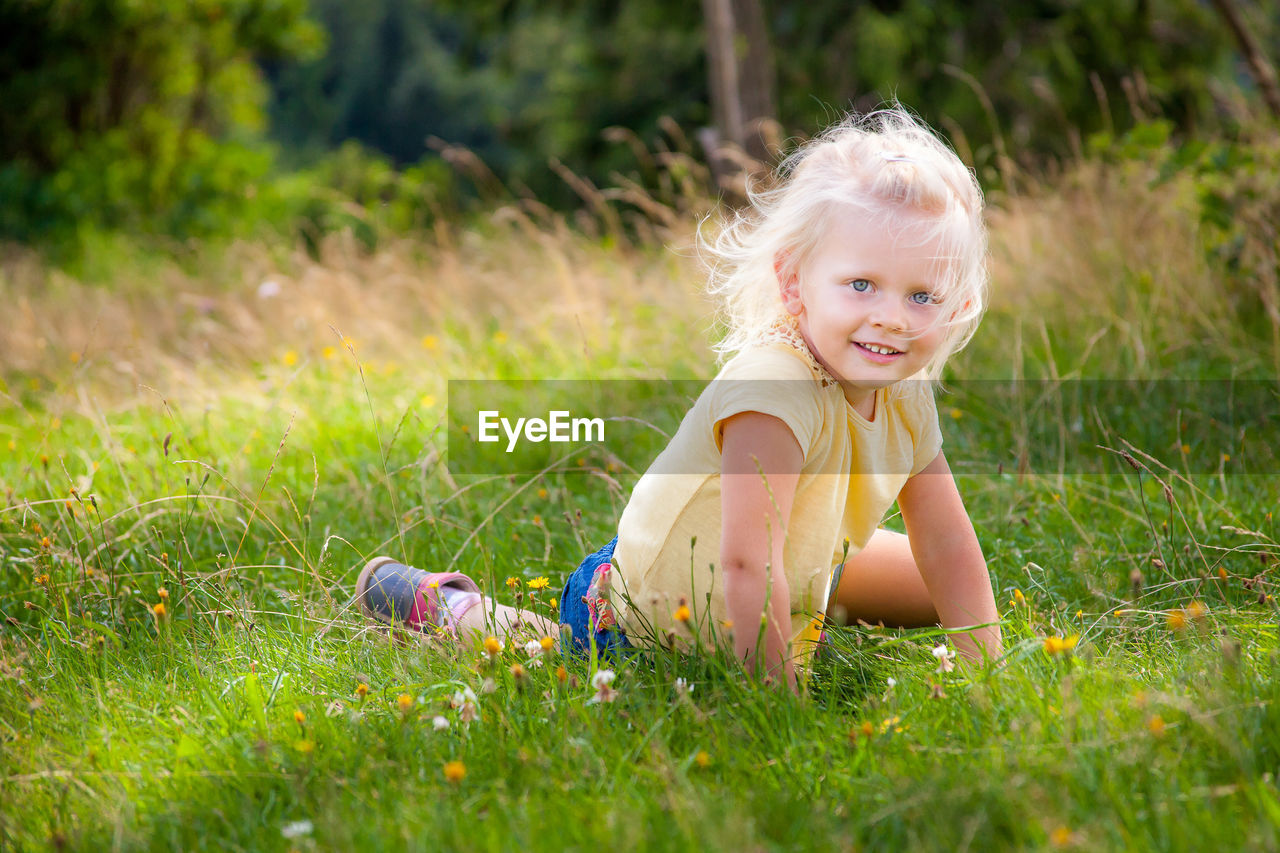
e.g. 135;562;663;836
432;715;450;731
932;644;956;674
886;677;897;689
281;820;313;839
588;668;618;704
674;677;694;699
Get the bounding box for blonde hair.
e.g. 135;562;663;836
703;105;988;379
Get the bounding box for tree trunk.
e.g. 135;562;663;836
702;0;778;185
1210;0;1280;119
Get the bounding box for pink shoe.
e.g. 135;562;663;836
356;556;481;634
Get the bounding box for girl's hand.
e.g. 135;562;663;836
898;450;1003;661
719;411;803;689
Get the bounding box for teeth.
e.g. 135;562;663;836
860;343;900;355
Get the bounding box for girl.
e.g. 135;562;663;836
358;106;1003;687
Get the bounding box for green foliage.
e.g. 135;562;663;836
1088;119;1280;338
0;0;324;246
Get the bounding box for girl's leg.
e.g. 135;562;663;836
454;597;559;644
831;528;939;628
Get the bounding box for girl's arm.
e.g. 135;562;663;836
719;411;803;691
897;450;1003;661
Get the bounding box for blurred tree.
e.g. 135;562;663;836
0;0;323;242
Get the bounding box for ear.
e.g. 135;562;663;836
775;251;804;316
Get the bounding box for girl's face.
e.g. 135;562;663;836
779;209;950;419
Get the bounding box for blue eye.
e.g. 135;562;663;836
909;291;938;305
848;279;871;292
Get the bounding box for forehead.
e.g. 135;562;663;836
807;207;956;278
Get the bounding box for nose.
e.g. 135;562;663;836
868;293;907;333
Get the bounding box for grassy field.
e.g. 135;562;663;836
2;155;1279;851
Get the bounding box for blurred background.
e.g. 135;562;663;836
2;0;1277;256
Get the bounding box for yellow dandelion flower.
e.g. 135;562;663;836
527;577;550;591
1217;567;1229;581
1185;600;1208;622
1075;610;1083;619
694;750;711;768
1050;826;1072;847
322;345;336;360
158;587;169;600
152;602;166;618
443;760;466;784
673;604;691;623
537;488;548;499
1013;589;1025;606
483;636;503;657
397;693;414;714
721;619;734;630
282;350;298;367
1147;714;1166;738
293;709;306;725
40;536;51;549
1180;443;1191;455
539;635;555;651
949;407;963;420
421;394;436;409
547;598;558;610
860;721;875;739
532;515;542;526
505;576;521;589
1222;454;1230;463
1042;635;1079;656
1166;609;1187;631
6;439;15;451
355;683;369;699
421;335;439;351
555;665;568;684
510;663;528;683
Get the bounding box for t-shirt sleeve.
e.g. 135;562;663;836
707;347;826;460
905;378;944;476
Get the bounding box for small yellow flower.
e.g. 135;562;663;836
673;604;691;623
421;335;439;351
293;709;306;725
505;576;521;589
1222;454;1230;463
1185;600;1208;622
694;750;711;768
532;515;542;526
1013;589;1026;606
537;488;548;499
1147;714;1166;738
158;587;169;601
282;350;298;367
420;394;436;409
527;577;550;591
397;693;414;714
492;330;508;345
40;536;51;549
1050;826;1072;847
510;663;528;684
1180;443;1191;455
483;636;503;657
1042;635;1079;656
153;602;166;618
1217;568;1229;581
555;665;568;684
355;683;369;699
322;345;336;360
443;760;466;784
949;407;963;420
547;599;558;611
6;439;15;451
1166;609;1187;631
721;619;734;631
539;636;556;652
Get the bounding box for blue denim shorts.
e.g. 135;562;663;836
559;537;632;657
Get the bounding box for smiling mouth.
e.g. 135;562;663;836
855;342;903;356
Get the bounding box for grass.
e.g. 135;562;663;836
2;150;1280;851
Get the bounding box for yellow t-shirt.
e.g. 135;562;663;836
612;327;943;662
